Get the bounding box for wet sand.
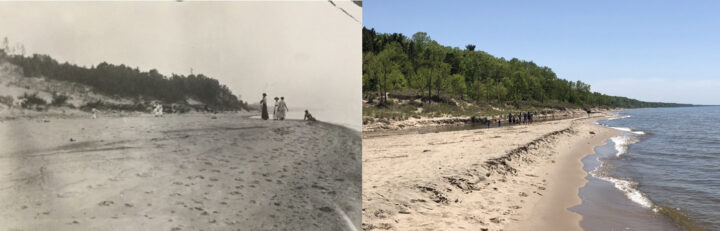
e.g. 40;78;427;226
506;120;619;231
362;113;618;230
0;113;361;230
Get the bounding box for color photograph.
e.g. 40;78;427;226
362;1;719;230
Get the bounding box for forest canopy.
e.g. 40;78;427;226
1;49;247;110
362;27;689;109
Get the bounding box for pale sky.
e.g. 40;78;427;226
0;1;362;128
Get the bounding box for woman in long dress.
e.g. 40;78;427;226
277;97;288;120
260;93;269;120
273;97;280;120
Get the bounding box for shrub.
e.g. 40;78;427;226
19;92;47;109
0;95;13;107
51;93;69;106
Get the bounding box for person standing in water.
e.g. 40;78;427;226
273;97;280;120
277;97;288;120
260;93;269;120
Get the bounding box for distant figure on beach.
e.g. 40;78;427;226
497;119;501;127
153;104;164;117
304;109;316;121
277;97;288;120
528;112;533;123
91;108;98;119
260;93;269;120
273;97;280;120
508;113;512;124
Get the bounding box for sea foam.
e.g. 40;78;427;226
610;126;646;135
589;161;656;211
597;175;657;211
610;135;639;157
607;115;631;121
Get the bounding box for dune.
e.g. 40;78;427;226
0;113;361;230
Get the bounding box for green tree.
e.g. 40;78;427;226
367;42;409;104
444;74;467;98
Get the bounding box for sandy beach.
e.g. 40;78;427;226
0;113;361;230
362;112;619;230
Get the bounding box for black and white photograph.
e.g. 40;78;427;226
0;1;361;230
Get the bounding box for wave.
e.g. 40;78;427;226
609;126;646;135
610;135;640;157
597;175;657;211
589;154;656;211
607;115;631;121
591;156;711;230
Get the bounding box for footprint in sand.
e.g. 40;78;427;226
229;191;242;196
98;200;114;206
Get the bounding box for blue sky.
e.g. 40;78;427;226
364;0;720;105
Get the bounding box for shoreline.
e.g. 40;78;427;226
506;118;620;230
571;133;682;231
362;112;618;230
578;113;711;231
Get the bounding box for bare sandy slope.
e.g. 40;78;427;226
362;113;618;231
0;114;360;231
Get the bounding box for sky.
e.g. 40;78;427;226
0;1;362;129
364;0;720;105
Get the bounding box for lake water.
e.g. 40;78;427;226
572;107;720;231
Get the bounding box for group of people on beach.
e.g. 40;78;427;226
260;93;289;120
508;112;534;125
260;93;316;121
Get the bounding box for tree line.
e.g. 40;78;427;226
1;49;247;110
362;27;689;109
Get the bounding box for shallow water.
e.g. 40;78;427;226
575;107;720;231
571;140;679;230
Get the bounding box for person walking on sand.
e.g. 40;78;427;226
277;97;288;120
273;97;280;120
260;93;269;120
91;108;98;119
